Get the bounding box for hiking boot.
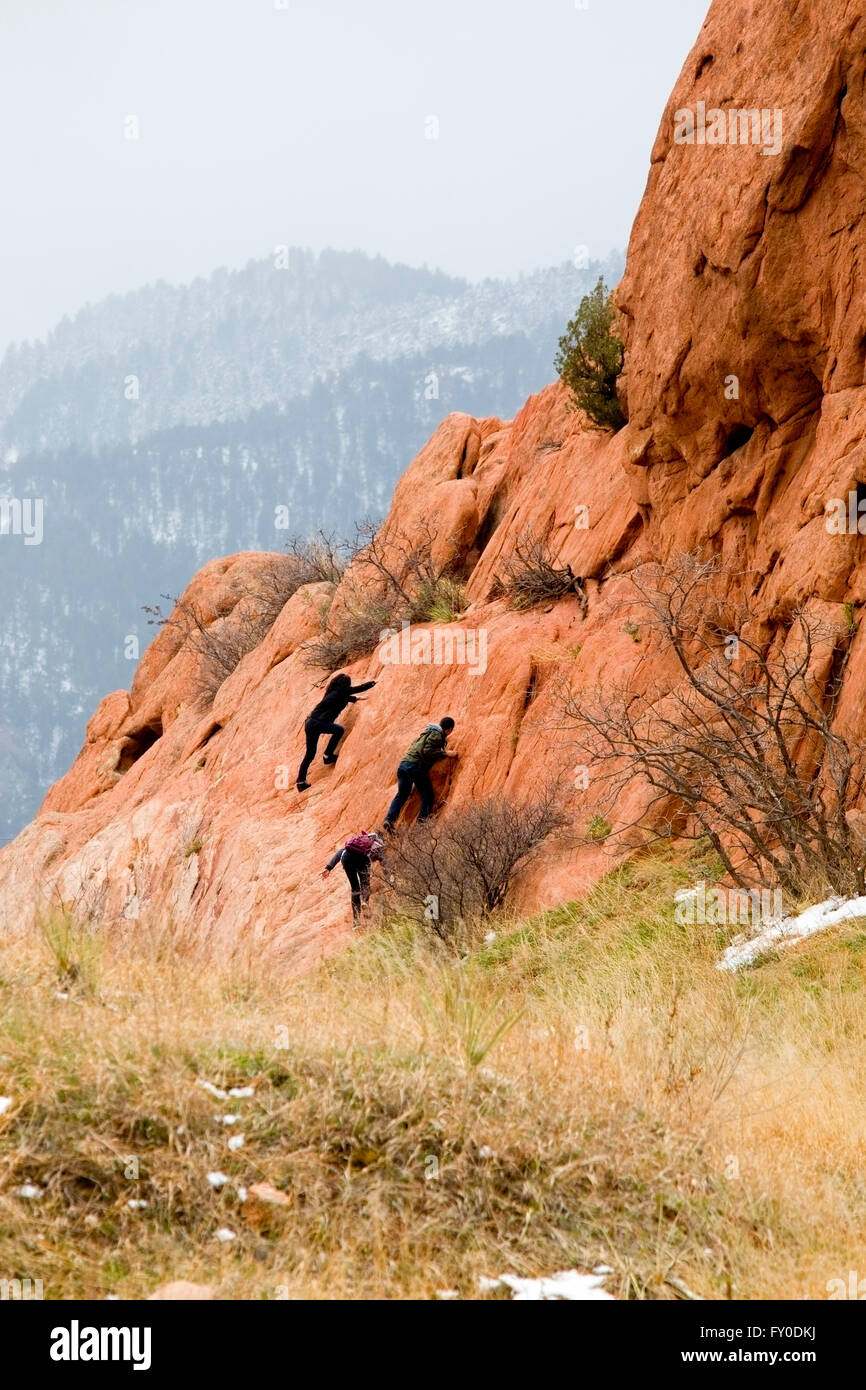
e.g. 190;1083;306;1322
296;781;311;792
322;753;338;766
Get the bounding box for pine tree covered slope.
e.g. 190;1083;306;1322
0;249;622;454
0;248;622;844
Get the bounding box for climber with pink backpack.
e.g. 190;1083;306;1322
322;830;386;925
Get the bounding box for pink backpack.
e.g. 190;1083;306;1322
345;832;377;856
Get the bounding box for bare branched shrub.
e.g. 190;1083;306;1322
353;518;466;623
245;555;314;626
384;787;569;942
557;554;866;896
494;529;587;613
284;531;354;587
302;519;466;671
301;596;396;673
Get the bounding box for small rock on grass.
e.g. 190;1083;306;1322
247;1182;291;1208
15;1183;43;1200
241;1182;292;1235
148;1281;216;1300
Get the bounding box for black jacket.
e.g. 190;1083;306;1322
307;681;376;726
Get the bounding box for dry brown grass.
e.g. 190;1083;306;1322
1;851;865;1300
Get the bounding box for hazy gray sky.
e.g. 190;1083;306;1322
0;0;708;352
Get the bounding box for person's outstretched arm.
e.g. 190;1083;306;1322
322;847;344;878
349;680;377;695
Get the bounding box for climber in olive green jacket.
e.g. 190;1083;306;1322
383;718;457;831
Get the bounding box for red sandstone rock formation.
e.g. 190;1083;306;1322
4;0;866;960
1;389;634;964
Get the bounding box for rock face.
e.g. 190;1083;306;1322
4;0;866;961
617;0;866;601
0;390;636;966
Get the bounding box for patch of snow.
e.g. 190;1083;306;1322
480;1270;613;1301
0;1096;12;1116
196;1078;229;1100
718;895;866;971
228;1085;254;1098
206;1171;230;1189
215;1227;237;1243
16;1183;43;1200
227;1134;244;1152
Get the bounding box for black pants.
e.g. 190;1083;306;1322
385;760;435;827
297;718;343;784
342;849;371;922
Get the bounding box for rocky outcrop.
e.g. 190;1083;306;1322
5;0;866;961
0;386;639;965
617;0;866;597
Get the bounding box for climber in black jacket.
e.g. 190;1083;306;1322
296;672;376;791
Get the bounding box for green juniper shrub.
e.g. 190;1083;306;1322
555;277;626;430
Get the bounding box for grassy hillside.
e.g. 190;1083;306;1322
1;851;865;1300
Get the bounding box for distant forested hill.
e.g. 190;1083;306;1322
0;246;623;841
